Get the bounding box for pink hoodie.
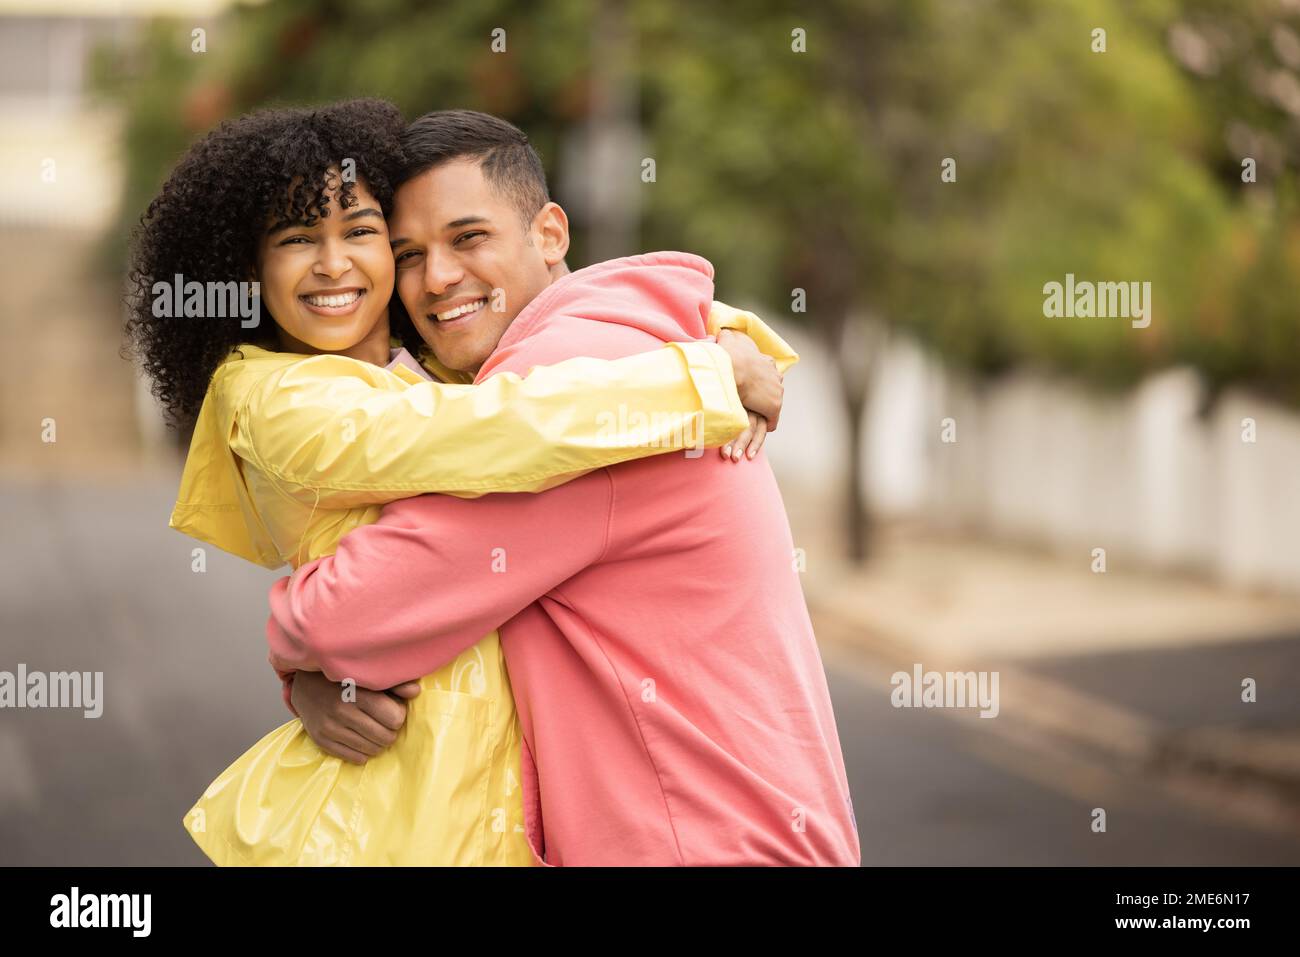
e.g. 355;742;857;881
267;252;861;866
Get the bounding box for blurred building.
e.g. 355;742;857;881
0;0;235;473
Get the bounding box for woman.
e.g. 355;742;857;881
125;98;796;865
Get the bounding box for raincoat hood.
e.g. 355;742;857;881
170;345;304;569
170;343;456;569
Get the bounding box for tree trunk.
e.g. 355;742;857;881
829;312;879;565
840;376;870;563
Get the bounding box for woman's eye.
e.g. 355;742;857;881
279;236;310;246
348;227;378;239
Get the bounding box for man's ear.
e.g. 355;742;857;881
532;201;570;267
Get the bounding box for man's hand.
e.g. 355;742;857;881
289;670;421;765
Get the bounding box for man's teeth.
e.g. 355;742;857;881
436;299;486;321
303;290;362;307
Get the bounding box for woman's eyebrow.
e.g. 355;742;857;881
268;206;383;237
342;207;383;222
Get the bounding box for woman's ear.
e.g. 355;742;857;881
533;202;570;267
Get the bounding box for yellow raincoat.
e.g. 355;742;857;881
175;302;795;866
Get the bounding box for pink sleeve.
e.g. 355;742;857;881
265;472;612;690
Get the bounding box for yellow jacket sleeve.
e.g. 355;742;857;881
707;301;800;374
231;341;749;508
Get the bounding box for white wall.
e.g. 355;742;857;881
764;316;1300;596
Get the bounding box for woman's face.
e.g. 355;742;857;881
255;174;394;354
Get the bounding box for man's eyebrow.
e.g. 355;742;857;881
390;216;488;249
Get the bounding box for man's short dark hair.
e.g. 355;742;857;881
399;110;550;225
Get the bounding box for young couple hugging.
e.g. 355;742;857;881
126;98;859;867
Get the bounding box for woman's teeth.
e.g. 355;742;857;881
302;290;362;307
436;299;486;321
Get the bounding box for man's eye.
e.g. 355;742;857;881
395;250;422;264
454;231;486;245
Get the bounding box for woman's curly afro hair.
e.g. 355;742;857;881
124;97;420;427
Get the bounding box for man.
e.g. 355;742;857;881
270;110;860;866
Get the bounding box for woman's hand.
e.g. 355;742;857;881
718;329;783;428
721;411;769;461
717;329;783;460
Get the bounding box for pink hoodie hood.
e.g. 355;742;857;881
477;252;716;383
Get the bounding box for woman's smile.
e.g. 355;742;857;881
298;287;367;316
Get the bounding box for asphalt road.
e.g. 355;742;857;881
3;476;1299;865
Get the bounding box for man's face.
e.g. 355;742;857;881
390;159;557;374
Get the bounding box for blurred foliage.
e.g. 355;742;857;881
95;0;1300;406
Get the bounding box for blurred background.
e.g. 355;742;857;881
3;0;1300;865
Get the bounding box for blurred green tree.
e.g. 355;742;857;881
98;0;1300;561
1161;0;1300;406
635;0;1233;557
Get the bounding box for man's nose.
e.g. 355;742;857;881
423;247;464;296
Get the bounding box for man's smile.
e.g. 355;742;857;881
429;297;487;329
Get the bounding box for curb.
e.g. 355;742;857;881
805;580;1300;817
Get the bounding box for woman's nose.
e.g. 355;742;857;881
313;240;352;278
